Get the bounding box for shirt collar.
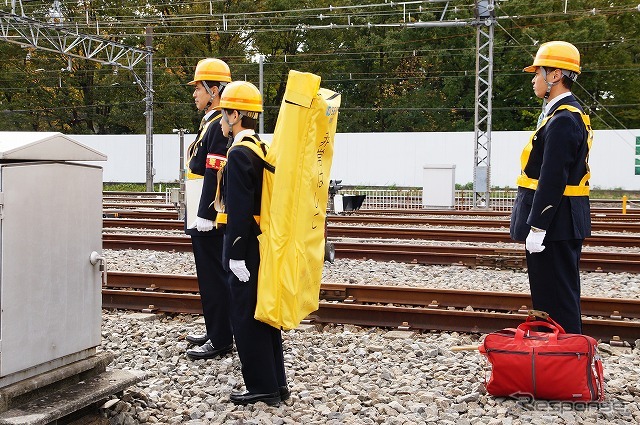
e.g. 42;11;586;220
202;110;216;121
544;92;572;115
232;129;256;145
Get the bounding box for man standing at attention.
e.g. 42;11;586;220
510;41;593;334
183;58;234;359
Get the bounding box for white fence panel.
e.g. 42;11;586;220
72;129;640;190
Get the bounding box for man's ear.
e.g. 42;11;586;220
554;69;563;82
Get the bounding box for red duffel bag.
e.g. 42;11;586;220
478;312;605;401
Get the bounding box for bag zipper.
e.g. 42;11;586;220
486;349;529;355
537;351;587;359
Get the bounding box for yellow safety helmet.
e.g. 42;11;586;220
188;58;232;85
219;81;263;116
523;41;581;74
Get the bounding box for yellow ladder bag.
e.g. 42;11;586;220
254;70;341;330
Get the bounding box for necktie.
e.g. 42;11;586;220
199;117;207;131
536;111;546;128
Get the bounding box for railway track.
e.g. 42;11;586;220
103;218;640;247
103;207;640;224
102;233;639;273
103;271;640;345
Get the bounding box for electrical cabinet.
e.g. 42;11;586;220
0;132;107;387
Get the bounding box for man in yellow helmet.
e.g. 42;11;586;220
183;58;234;359
217;81;288;406
510;41;593;334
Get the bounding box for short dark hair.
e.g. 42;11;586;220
203;80;223;92
223;109;258;130
542;67;573;89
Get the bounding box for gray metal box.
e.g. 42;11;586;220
0;132;106;387
422;164;456;208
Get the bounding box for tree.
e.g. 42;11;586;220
0;0;638;133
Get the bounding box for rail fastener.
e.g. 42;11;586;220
142;304;158;313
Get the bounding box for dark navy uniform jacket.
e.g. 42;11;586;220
185;113;227;237
221;133;265;266
510;94;591;242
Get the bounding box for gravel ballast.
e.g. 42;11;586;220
99;250;640;424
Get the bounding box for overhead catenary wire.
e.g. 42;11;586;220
494;0;639;148
3;1;639;127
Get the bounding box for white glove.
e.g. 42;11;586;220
195;216;214;232
229;259;250;282
526;228;546;254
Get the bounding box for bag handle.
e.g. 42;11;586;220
525;310;567;333
515;320;561;343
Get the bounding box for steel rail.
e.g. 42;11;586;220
330;215;640;232
102;203;640;218
357;208;640;217
103;210;178;219
310;303;639;345
335;242;640;273
103;202;176;209
102;209;640;226
103;272;640;344
106;271;640;320
328;225;640;247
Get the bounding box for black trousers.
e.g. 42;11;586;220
227;238;287;394
191;235;233;347
525;239;583;334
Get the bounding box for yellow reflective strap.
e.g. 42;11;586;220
563;185;590;196
186;171;203;179
516;175;590;196
213;213;260;225
515;175;539;190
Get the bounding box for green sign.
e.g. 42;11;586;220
636;137;640;176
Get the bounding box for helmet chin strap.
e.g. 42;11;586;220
202;81;216;110
539;67;559;112
222;110;242;147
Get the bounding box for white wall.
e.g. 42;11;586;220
73;129;640;190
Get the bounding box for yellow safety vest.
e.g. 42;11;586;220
516;105;593;196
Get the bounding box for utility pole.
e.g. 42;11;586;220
172;128;188;220
472;0;495;208
145;26;154;192
259;55;264;134
307;1;495;208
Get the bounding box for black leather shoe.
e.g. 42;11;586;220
185;333;208;345
186;341;232;360
279;386;290;402
230;391;281;406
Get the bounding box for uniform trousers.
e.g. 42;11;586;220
227;238;287;394
525;239;583;334
191;234;233;347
